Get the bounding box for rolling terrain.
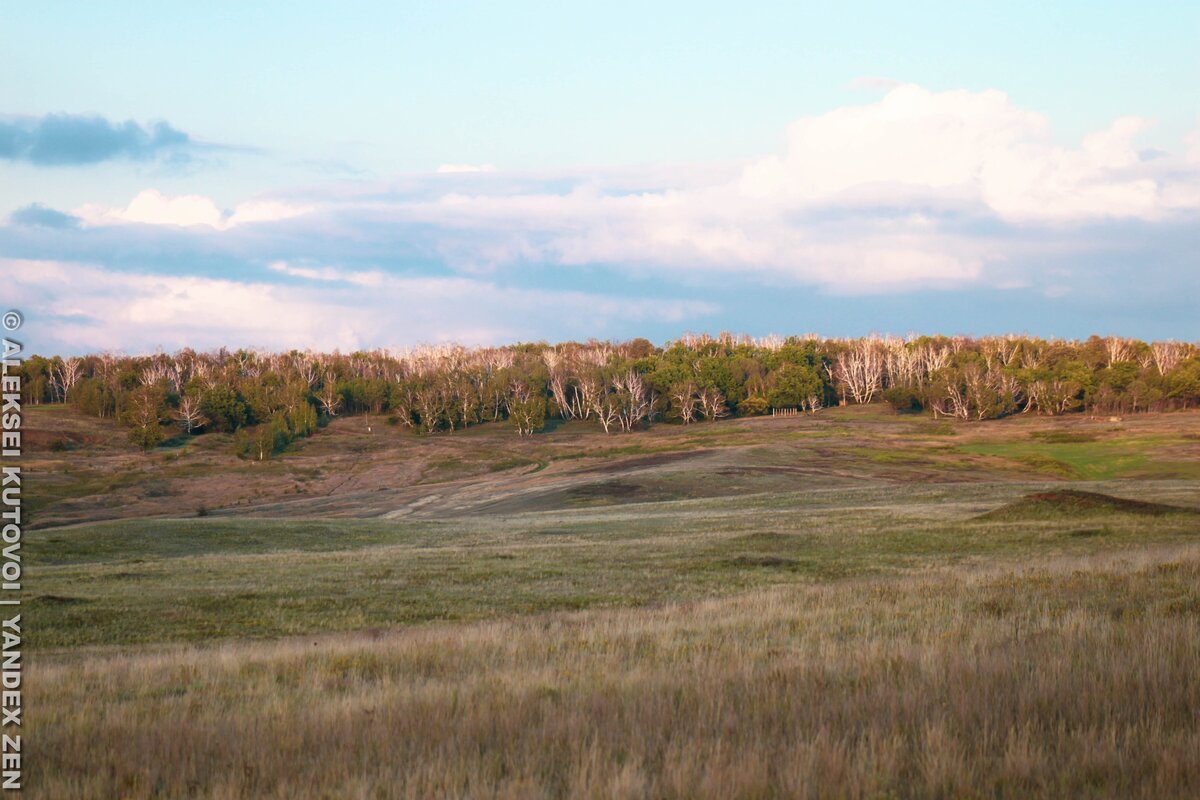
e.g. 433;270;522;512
23;405;1200;798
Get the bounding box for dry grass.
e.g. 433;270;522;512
25;405;1200;529
26;406;1200;796
30;545;1200;799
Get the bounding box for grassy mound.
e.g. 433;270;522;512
978;489;1197;520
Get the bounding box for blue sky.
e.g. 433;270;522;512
3;2;1198;354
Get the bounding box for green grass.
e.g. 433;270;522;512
25;468;146;516
978;489;1199;520
958;436;1200;480
23;406;1200;797
26;482;1200;649
909;420;959;436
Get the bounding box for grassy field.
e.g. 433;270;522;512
23;405;1200;798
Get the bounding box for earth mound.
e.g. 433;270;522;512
977;489;1196;520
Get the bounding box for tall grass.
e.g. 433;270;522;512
30;545;1200;799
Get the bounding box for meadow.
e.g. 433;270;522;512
24;404;1200;798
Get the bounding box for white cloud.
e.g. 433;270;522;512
74;189;312;229
6;258;715;354
76;189;224;227
226;199;313;227
267;260;385;286
350;84;1197;291
735;84;1190;222
35;83;1200;302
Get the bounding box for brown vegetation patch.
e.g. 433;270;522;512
1030;431;1099;443
575;449;708;475
35;594;91;605
717;465;804;476
566;481;644;500
723;555;799;568
1068;527;1111;538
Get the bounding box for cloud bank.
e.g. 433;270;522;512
4;258;716;355
4;83;1199;352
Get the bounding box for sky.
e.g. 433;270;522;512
2;1;1199;355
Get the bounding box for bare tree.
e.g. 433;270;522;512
192;361;220;391
140;361;172;387
589;388;622;434
543;349;574;419
932;378;970;421
1150;341;1185;376
413;381;448;433
698;386;728;421
318;374;343;417
669;381;700;425
832;339;885;404
1104;336;1133;366
571;372;602;420
885;342;922;389
613;370;653;432
51;356;84;403
917;342;951;377
174;395;209;434
1046;377;1083;415
297;357;320;388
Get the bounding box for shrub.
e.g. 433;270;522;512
128;424;165;451
737;396;769;416
883;387;923;413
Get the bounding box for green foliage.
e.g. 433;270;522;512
766;363;824;410
883;386;923;413
119;385;169;451
339;377;390;414
235;406;316;460
738;395;768;416
202;385;248;432
28;335;1200;449
70;378;117;418
127;423;165;451
1167;358;1200;405
287;402;319;437
508;394;547;436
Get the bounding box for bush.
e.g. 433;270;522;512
202;385;248;432
737;396;769;416
128;424;166;451
883;387;923;413
235;414;293;460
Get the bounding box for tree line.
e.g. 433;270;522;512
19;333;1200;455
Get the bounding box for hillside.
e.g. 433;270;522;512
22;405;1200;798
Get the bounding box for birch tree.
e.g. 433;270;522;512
174;395;209;434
